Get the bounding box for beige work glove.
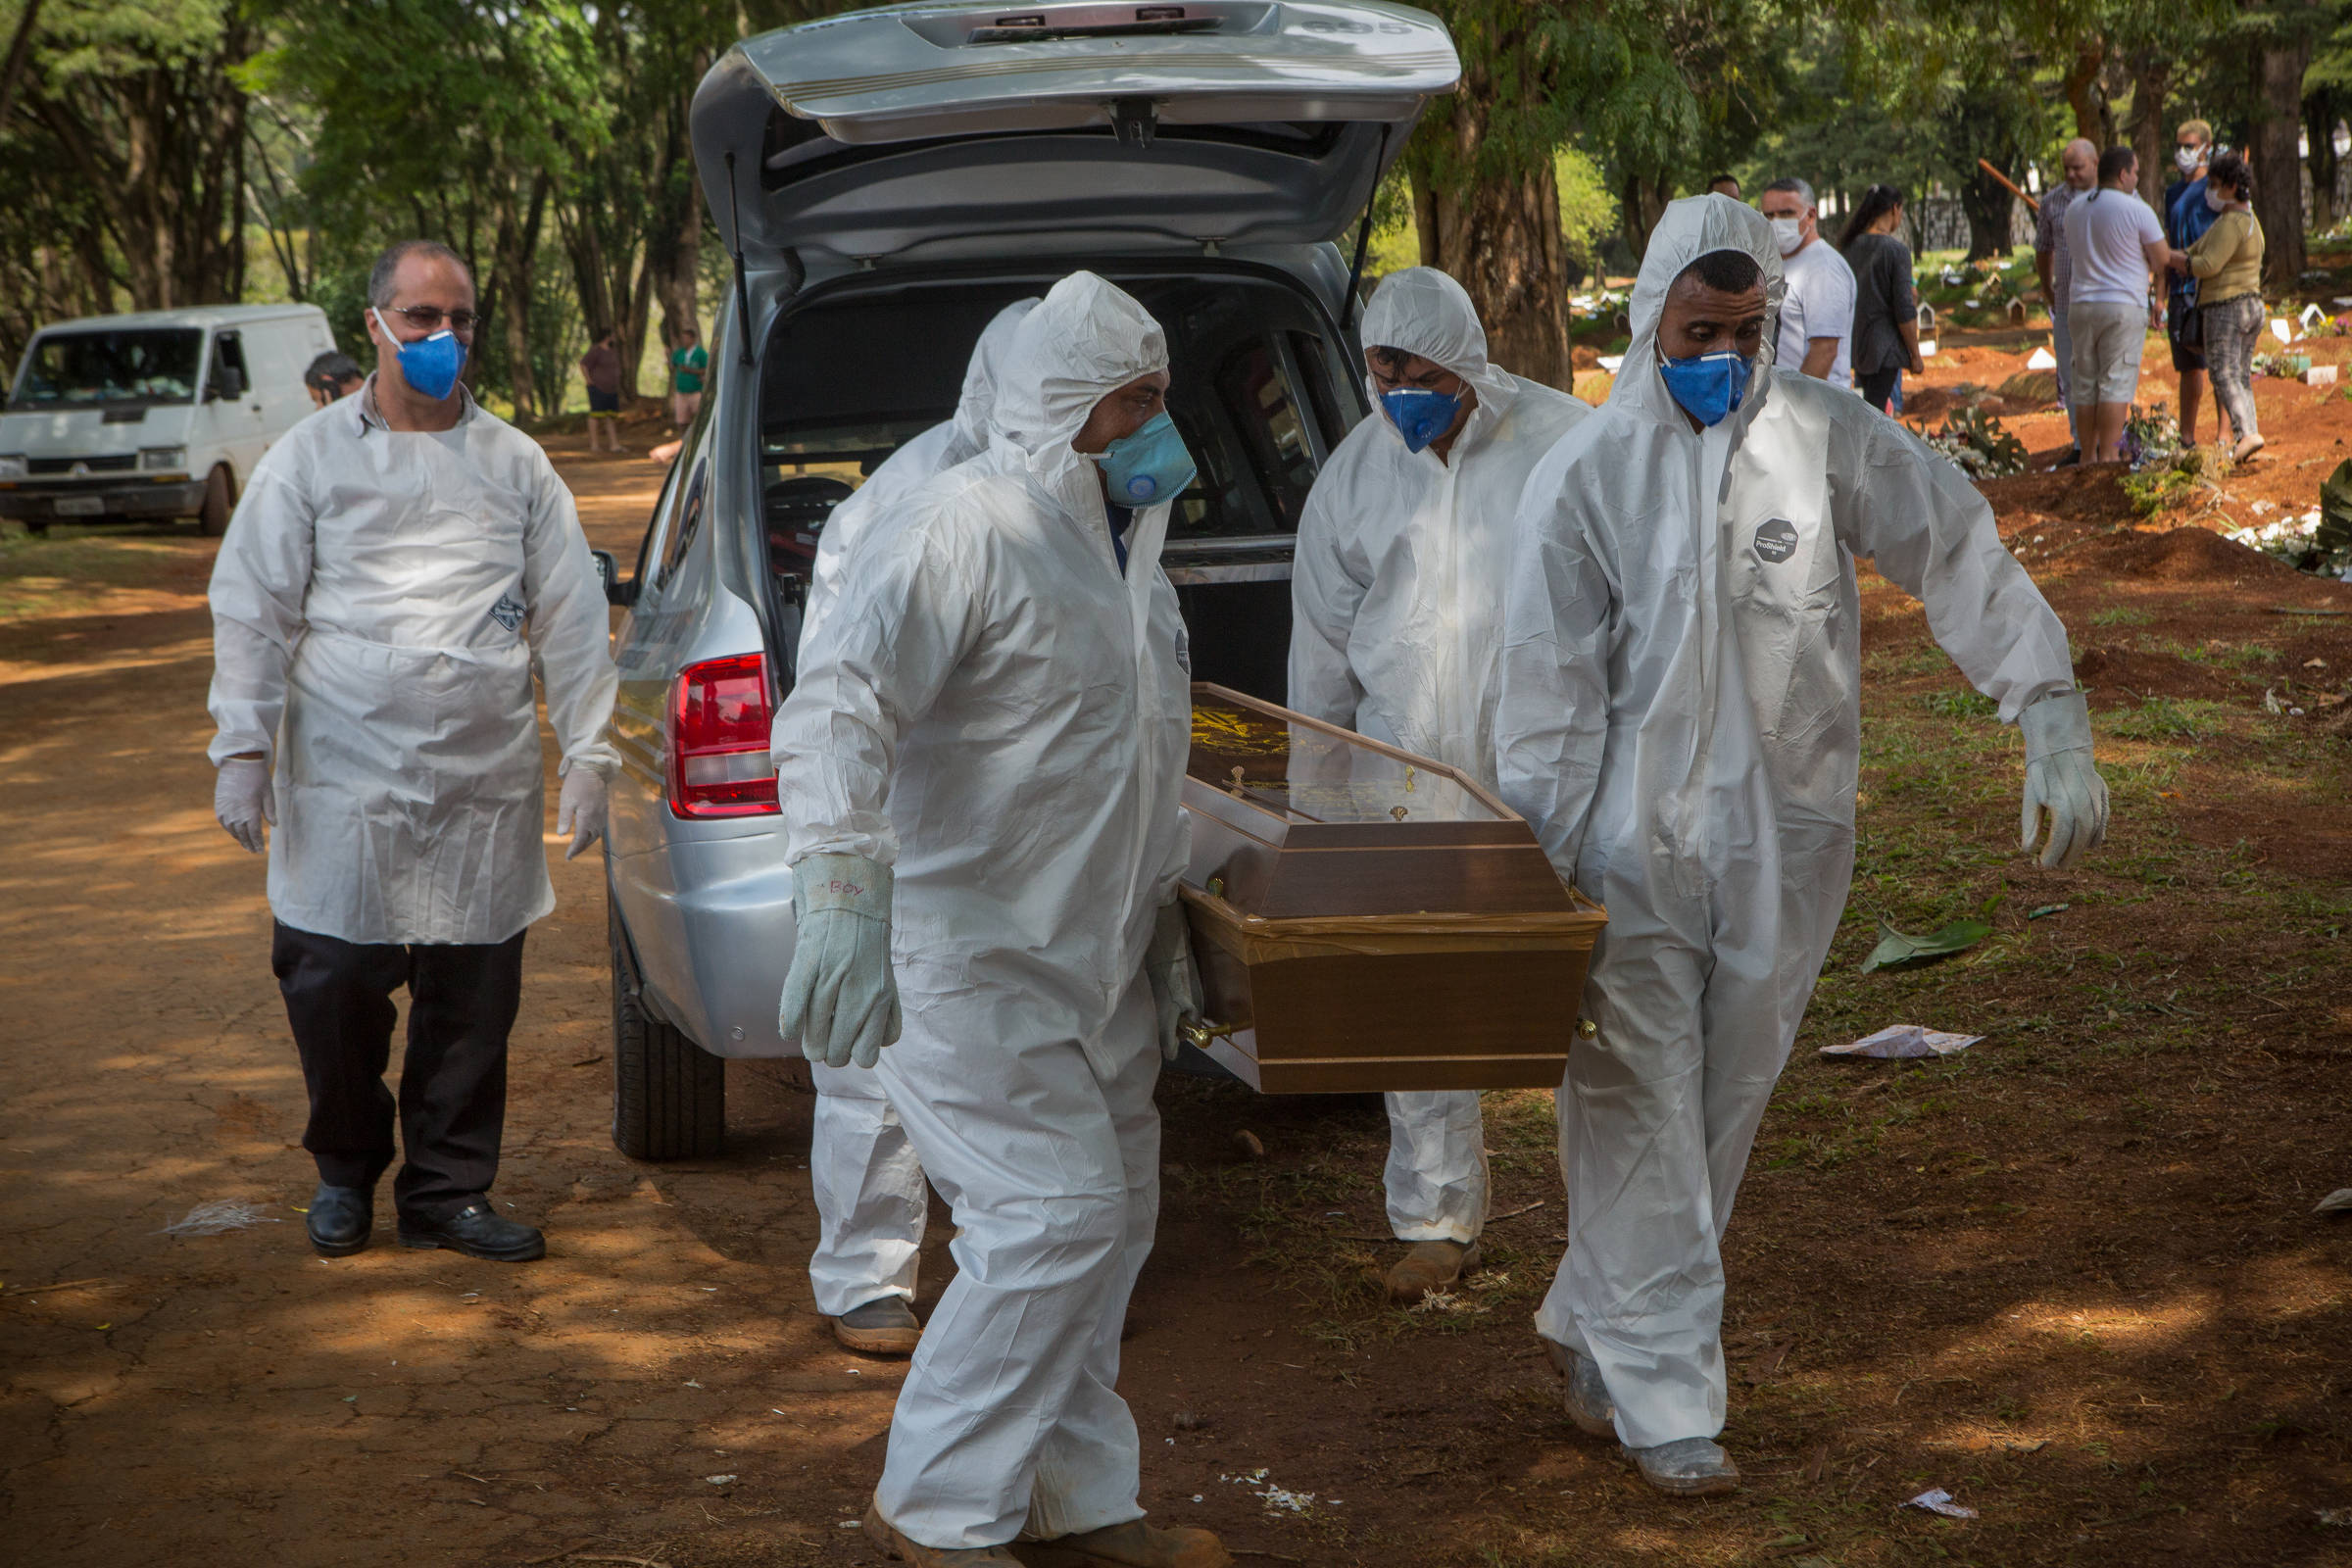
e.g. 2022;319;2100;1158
781;854;902;1071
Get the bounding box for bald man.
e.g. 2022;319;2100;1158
2034;138;2097;464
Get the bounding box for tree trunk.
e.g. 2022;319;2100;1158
1615;172;1672;268
0;0;42;132
650;49;710;366
1409;161;1570;386
493;186;538;419
1960;164;2015;262
2126;52;2170;223
2250;36;2314;290
2063;39;2108;143
2306;90;2343;234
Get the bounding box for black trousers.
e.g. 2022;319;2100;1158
271;920;526;1220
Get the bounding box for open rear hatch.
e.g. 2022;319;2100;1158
693;1;1457;264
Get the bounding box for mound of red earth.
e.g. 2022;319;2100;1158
2068;522;2313;585
2070;645;2251;707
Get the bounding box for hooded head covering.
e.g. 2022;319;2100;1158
945;297;1041;463
991;270;1169;457
1358;267;1520;425
1614;194;1787;429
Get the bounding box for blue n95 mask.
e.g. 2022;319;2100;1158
1656;350;1753;427
1380;386;1463;453
374;309;467;402
1094;411;1197;505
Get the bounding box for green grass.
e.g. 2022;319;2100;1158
2090;605;2156;628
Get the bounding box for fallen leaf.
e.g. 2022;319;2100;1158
1862;900;1998;973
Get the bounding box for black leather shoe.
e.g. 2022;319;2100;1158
307;1183;373;1257
397;1200;546;1262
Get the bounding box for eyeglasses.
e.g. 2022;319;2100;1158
380;304;483;333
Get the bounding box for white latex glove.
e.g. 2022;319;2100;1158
214;757;273;855
1144;899;1204;1062
556;766;609;860
780;853;902;1070
2019;690;2109;870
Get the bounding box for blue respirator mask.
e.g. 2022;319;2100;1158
1656;350;1754;428
1380;386;1464;454
374;309;467;402
1094;411;1198;506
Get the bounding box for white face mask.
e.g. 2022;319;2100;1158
2203;182;2229;212
2177;146;2203;175
1769;217;1806;256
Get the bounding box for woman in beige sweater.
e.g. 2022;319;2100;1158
2181;151;2268;462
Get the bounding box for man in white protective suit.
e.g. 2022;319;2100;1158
795;297;1037;1357
770;270;1231;1568
1495;196;2108;1496
1288;266;1590;1301
207;239;618;1265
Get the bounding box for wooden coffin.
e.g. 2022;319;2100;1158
1179;683;1605;1094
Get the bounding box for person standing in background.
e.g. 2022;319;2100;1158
208;239;618;1265
1707;173;1741;200
2063;147;2178;465
2034;138;2098;464
303;352;366;409
668;325;708;432
2179;151;2268;463
2164;120;2219;446
1759;177;1855;387
579;329;626;456
1838;184;1925;415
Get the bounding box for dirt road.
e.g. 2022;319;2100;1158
4;404;2350;1568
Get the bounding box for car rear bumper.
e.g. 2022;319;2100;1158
0;478;206;520
613;831;800;1060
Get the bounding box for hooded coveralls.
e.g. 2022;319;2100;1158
1289;268;1589;1247
796;296;1039;1322
1495;197;2078;1448
206;382;618;1215
769;271;1191;1549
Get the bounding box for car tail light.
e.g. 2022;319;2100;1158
668;654;778;817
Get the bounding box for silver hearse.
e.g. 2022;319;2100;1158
598;0;1458;1157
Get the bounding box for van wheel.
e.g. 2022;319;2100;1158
610;895;726;1160
197;466;233;536
24;520;48;537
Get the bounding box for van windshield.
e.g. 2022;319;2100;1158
9;328;205;411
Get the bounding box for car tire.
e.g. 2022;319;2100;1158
610;894;726;1161
24;520;48;537
197;466;234;537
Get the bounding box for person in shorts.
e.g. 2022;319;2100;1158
668;326;707;430
2162;120;2220;444
2062;147;2179;463
579;330;625;455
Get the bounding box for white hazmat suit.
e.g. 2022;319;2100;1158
1496;197;2091;1453
769;271;1192;1549
1289;267;1589;1251
795;297;1037;1325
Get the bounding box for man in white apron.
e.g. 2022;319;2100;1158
207;239;618;1263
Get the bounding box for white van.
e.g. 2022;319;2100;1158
0;304;337;536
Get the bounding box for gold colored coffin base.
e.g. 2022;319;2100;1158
1178;887;1605;1094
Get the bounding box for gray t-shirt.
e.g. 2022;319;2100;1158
1844;233;1917;376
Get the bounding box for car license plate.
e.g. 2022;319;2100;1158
54;494;104;517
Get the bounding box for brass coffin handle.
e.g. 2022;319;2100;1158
1179;1017;1235;1052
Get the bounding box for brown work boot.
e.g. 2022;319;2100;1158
833;1295;922;1355
864;1501;1025;1565
1542;1335;1617;1439
1023;1518;1233;1568
1384;1239;1481;1301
